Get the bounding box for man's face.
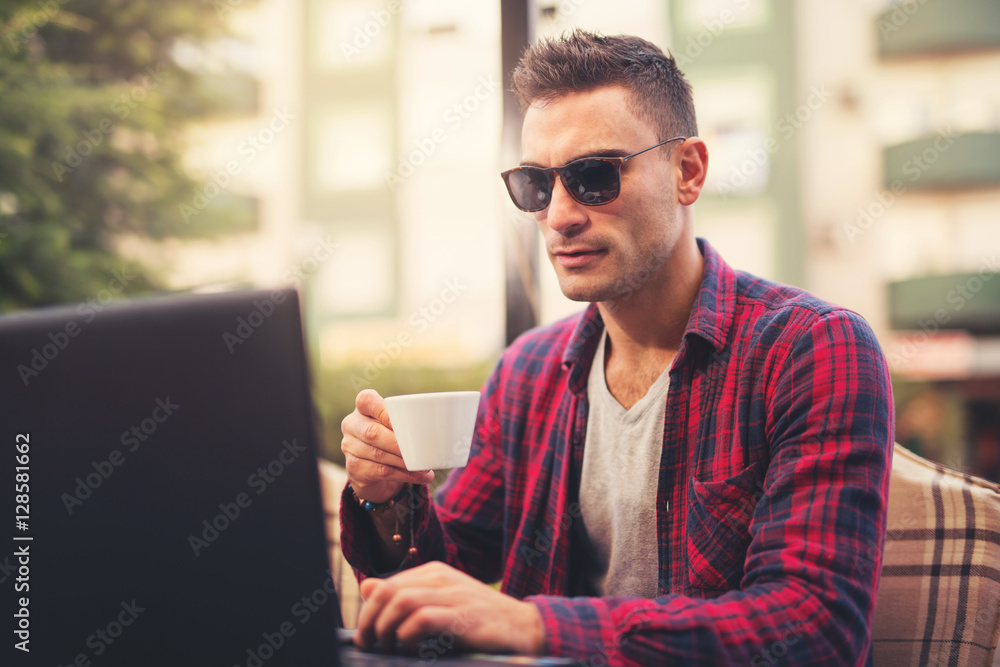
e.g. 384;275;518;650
520;86;682;303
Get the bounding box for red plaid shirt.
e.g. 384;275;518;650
341;239;894;666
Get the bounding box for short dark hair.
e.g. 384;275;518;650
510;29;698;141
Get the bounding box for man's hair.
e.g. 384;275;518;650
510;29;698;141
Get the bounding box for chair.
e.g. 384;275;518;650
872;443;1000;666
318;458;362;628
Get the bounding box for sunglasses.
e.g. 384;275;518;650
500;136;685;212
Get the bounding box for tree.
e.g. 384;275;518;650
0;0;247;311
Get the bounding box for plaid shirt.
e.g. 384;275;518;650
341;239;894;666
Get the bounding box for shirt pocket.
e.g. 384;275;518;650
685;462;764;595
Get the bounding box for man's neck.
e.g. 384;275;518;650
595;237;704;409
597;237;704;354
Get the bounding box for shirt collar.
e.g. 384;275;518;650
561;238;735;394
685;238;735;354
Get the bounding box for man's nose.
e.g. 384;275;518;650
542;174;588;234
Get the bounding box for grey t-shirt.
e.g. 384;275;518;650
576;330;669;598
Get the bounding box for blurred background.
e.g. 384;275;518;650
1;0;998;481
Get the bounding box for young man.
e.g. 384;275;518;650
340;30;893;665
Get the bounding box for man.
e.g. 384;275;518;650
340;30;893;665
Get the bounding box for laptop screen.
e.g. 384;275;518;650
1;289;341;665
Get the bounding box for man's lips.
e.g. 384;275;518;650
552;248;606;268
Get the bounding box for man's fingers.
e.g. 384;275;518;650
355;578;388;648
395;606;459;650
344;453;435;487
373;588;469;650
370;561;462;588
342;437;407;470
357;570;458;649
356;389;392;428
342;412;435;482
342;410;400;457
357;579;428;650
354;563;541;656
342;416;434;498
359;577;381;599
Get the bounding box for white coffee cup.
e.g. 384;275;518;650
384;391;481;470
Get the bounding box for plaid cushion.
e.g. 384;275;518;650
318;459;362;628
873;443;1000;666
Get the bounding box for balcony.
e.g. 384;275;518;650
878;0;1000;58
888;271;1000;335
883;132;1000;191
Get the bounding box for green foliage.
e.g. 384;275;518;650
313;361;496;467
0;0;246;312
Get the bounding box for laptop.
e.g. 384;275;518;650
1;289;578;666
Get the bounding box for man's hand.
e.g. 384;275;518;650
341;389;435;503
355;562;545;655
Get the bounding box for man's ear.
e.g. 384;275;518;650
675;138;708;206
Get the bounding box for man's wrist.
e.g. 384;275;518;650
365;485;408;512
515;601;545;655
352;483;416;571
349;481;408;510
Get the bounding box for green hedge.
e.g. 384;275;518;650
312;360;496;471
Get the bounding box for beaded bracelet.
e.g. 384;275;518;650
350;483;417;556
355;484;408;512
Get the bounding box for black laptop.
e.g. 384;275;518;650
1;289;577;666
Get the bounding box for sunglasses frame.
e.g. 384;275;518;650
500;136;686;212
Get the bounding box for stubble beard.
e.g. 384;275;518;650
558;270;633;304
556;245;670;305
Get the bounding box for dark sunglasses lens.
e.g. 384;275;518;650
563;159;620;205
507;168;552;211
